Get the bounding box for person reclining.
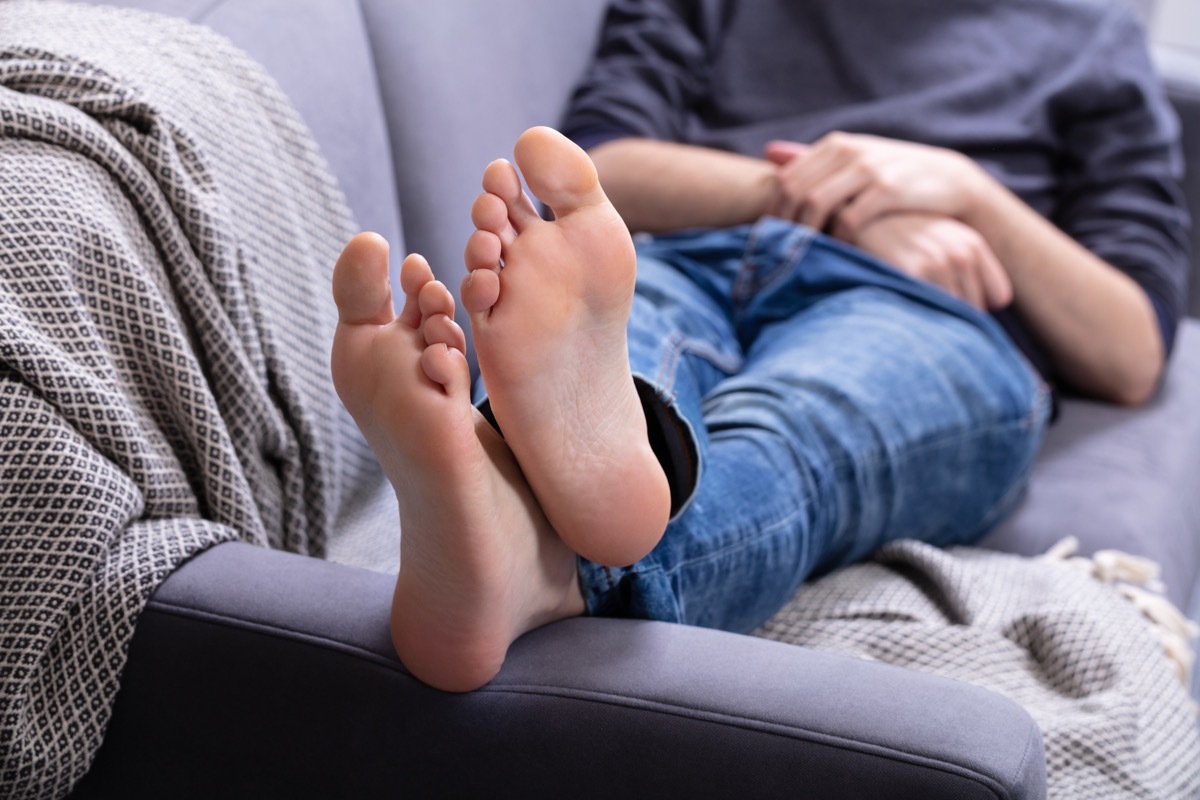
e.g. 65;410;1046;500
329;0;1189;692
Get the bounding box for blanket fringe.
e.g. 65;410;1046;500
1041;537;1199;706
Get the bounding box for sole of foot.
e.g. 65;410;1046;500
331;231;583;692
462;126;670;567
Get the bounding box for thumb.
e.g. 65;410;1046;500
764;139;810;165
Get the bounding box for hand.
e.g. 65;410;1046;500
851;212;1013;311
764;133;986;238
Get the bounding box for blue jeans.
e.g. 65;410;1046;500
573;219;1050;633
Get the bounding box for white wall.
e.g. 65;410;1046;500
1152;0;1200;52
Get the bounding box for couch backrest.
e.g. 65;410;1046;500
86;0;1199;326
74;0;404;268
359;0;611;366
1156;47;1200;319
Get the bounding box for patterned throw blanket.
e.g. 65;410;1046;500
759;540;1200;799
0;3;393;797
1;4;1197;800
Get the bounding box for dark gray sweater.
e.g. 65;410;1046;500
562;0;1191;379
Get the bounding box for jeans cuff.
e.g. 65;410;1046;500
576;558;683;622
634;375;699;519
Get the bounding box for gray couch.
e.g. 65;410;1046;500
69;1;1200;798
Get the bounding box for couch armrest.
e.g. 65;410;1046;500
1155;44;1200;318
72;542;1045;799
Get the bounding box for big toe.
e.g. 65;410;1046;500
333;232;395;326
513;126;606;217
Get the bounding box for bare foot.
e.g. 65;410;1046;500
331;232;584;692
462;126;670;567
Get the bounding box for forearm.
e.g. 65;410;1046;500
961;173;1164;405
589;138;776;233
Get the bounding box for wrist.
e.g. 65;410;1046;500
750;160;784;219
955;157;1001;226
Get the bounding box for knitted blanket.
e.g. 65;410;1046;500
758;539;1200;799
0;4;393;797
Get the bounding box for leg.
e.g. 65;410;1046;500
462;127;670;567
581;223;1051;632
330;232;583;692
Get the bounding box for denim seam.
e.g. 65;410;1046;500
656;498;813;583
814;368;1050;481
824;407;1046;485
954;413;1047;542
960;461;1035;541
642;409;1041;614
771;224;817;288
646;332;742;519
678;337;745;375
748;222;817;302
814;405;1048;558
655;331;744;392
732;224;763;313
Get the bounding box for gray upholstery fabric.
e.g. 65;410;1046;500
74;541;1046;800
1155;44;1200;316
81;0;404;264
1126;0;1158;24
359;0;610;367
983;321;1200;612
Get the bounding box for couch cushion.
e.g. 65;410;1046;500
74;0;403;262
983;319;1200;612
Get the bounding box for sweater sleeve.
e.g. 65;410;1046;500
1048;5;1191;357
561;0;724;151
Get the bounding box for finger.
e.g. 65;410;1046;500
802;166;871;232
764;140;810;166
911;260;954;300
778;139;855;212
955;255;986;310
977;245;1014;309
772;193;801;220
830;213;861;243
838;184;897;238
772;168;805;222
776;191;804;222
908;246;966;305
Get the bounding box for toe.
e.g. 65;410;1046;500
333;232;395;326
513;127;606;218
421;342;471;397
398;253;436;328
417;279;456;321
461;267;500;316
422;313;467;355
482;158;540;230
465;229;502;272
471;193;518;248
